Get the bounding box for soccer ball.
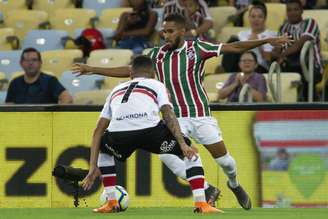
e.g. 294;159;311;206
99;185;129;211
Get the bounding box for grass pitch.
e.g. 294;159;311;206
1;208;327;219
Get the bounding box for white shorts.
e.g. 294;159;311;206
177;117;223;145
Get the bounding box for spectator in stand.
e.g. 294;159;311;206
163;0;213;40
268;148;290;171
113;0;157;54
270;0;317;9
218;51;267;102
5;48;73;104
272;0;322;101
238;1;277;73
228;0;251;26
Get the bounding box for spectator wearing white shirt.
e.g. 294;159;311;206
238;2;276;72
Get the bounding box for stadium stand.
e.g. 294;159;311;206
0;50;23;79
203;73;232;102
32;0;75;17
0;0;27;18
208;6;236;36
216;26;247;43
41;49;83;78
303;10;328;31
4;10;48;41
82;0;123;16
87;49;132;90
96;8;132;30
49;9;96;37
263;72;301;103
23;30;69;51
0;27;18;50
73;89;111;105
59;71;104;95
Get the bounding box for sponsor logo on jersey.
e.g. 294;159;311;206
115;112;148;121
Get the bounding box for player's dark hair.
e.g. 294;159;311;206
20;47;42;62
250;0;267;18
286;0;303;8
164;13;186;27
131;55;153;74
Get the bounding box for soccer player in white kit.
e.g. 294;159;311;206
81;55;223;214
75;14;291;210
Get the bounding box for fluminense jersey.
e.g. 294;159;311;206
148;39;222;118
100;77;172;132
163;0;212;21
279;18;322;71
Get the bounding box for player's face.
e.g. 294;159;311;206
286;3;303;24
239;53;257;74
249;8;266;32
162;21;185;51
20;52;42;77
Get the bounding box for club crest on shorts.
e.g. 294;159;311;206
160;140;176;153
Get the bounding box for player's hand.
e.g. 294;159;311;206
181;143;198;160
81;166;101;191
71;63;93;77
268;34;293;47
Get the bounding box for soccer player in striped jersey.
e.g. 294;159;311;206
73;14;291;210
272;0;322;101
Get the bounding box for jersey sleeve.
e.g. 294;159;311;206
302;18;320;40
156;81;173;109
99;95;112;120
196;39;223;60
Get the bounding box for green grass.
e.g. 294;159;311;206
1;208;328;219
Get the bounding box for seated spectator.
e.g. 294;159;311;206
5;48;73;104
272;0;322;101
238;2;276;72
218;51;267;102
114;0;157;54
163;0;213;40
184;0;214;40
228;0;251;26
268;148;290;171
271;0;317;9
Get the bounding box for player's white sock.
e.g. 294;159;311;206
215;153;239;188
159;154;210;189
98;153;117;201
184;154;206;203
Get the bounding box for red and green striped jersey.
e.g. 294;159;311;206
279;18;323;71
148;39;222;118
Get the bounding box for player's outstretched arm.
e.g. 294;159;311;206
82;117;110;191
161;105;196;160
72;63;131;78
221;34;292;53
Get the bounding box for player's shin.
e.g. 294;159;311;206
94;153;120;213
159;154;211;189
184;155;206;203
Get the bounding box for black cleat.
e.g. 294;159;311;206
227;181;252;210
205;184;221;207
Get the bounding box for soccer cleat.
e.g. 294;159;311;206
193;201;224;214
93;199;121;213
205;184;221;207
227;181;252;210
